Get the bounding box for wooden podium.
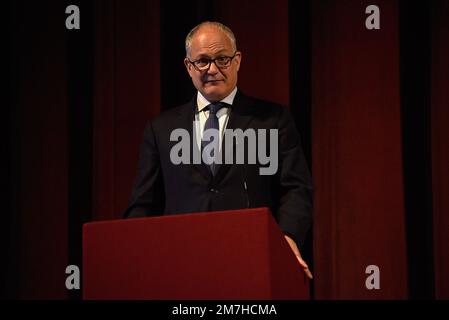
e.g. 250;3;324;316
83;207;309;299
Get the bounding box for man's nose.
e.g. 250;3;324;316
207;61;219;75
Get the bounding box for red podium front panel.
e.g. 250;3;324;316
83;207;309;299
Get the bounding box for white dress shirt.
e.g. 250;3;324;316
195;87;238;151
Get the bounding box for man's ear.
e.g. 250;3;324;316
234;51;242;72
184;58;193;78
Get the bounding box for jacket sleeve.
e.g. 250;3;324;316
123;121;165;218
275;107;313;249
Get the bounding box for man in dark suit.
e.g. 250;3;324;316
124;21;313;278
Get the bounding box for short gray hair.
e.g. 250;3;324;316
185;21;237;56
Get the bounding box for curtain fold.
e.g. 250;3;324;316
93;0;161;221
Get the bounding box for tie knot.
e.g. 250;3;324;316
207;102;226;115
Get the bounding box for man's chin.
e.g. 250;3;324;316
201;88;227;102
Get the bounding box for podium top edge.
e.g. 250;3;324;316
83;207;272;229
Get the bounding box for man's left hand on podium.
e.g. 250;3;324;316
284;235;313;280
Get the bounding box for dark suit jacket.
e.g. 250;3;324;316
124;90;313;248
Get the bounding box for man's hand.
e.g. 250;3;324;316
284;235;313;279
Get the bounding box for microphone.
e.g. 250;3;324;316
237;137;250;208
242;164;250;208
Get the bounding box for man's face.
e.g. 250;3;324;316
184;26;241;102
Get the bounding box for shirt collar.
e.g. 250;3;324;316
196;87;238;113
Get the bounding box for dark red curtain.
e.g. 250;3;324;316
215;0;290;106
311;0;408;299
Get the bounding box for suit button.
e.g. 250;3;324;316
210;188;219;193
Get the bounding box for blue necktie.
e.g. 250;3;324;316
201;102;226;175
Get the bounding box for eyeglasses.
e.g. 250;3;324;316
187;52;238;71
